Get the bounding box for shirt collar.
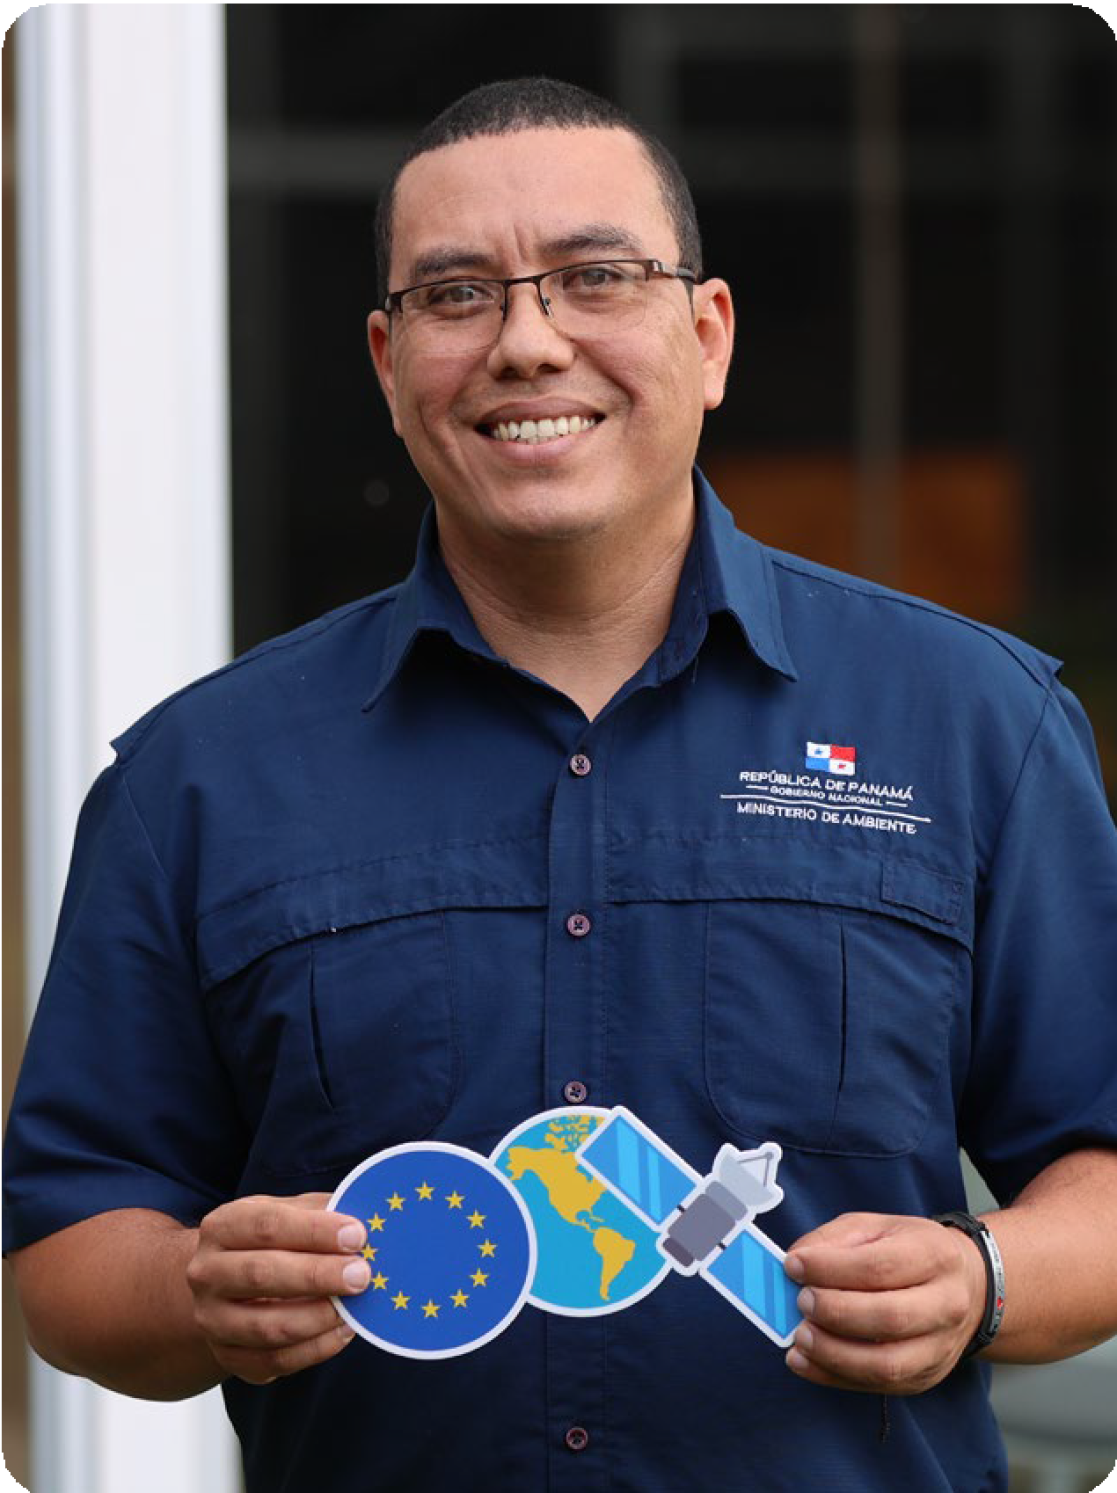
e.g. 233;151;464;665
364;469;797;709
363;505;500;710
691;467;798;680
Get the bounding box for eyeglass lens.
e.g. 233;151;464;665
400;261;652;348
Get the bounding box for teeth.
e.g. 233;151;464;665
489;415;597;443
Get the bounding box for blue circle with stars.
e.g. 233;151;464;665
329;1143;536;1359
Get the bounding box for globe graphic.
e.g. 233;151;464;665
491;1109;669;1315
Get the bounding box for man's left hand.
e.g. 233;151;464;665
783;1213;986;1394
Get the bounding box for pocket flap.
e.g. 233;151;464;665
607;834;974;951
881;859;966;927
196;836;548;989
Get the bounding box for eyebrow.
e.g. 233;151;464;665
405;223;647;285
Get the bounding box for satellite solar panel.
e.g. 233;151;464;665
704;1226;802;1346
578;1109;699;1227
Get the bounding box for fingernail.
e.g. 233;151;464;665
797;1287;816;1318
342;1260;370;1291
784;1253;805;1281
337;1223;365;1251
795;1324;814;1352
786;1347;810;1373
337;1324;356;1342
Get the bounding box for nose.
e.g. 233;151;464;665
485;281;575;380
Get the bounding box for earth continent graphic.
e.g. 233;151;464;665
491;1110;669;1314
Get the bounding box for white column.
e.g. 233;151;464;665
17;6;238;1492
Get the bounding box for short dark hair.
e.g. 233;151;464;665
374;77;703;300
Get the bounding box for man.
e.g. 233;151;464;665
5;77;1117;1492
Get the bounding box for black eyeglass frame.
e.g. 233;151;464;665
383;258;698;320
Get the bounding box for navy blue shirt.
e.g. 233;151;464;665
7;473;1117;1492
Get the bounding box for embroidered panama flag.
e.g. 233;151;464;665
806;741;857;776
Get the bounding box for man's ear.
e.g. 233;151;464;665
368;310;403;436
692;278;735;412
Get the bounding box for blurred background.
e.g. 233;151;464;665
225;2;1117;786
4;6;1116;1491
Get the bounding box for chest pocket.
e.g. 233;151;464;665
195;844;543;1187
613;838;972;1158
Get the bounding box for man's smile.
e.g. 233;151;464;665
471;397;607;450
485;413;601;444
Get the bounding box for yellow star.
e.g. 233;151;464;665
391;1291;409;1311
367;1214;385;1233
387;1192;406;1212
479;1239;497;1257
422;1299;441;1318
446;1191;465;1209
451;1289;469;1309
467;1210;485;1229
371;1271;389;1290
470;1268;489;1287
361;1244;378;1261
416;1181;434;1201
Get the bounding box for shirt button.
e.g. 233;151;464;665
564;1426;590;1453
569;753;592;777
566;912;592;938
564;1080;588;1104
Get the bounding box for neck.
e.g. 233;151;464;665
437;498;696;720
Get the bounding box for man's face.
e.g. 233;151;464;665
368;126;733;556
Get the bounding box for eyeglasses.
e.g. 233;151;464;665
383;258;697;351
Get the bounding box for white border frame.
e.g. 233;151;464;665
16;8;236;1491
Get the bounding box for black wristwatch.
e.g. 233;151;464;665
933;1210;1006;1358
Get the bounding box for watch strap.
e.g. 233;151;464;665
933;1210;1005;1358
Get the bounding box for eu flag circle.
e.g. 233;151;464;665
329;1143;536;1359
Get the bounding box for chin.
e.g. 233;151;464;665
442;481;616;547
489;509;611;547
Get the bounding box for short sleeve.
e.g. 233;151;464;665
3;763;248;1251
963;679;1117;1202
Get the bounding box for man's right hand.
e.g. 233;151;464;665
186;1193;370;1384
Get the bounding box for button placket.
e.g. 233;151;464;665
544;725;610;1110
542;725;611;1493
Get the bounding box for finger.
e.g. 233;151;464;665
215;1319;357;1386
787;1213;897;1255
786;1320;944;1395
287;1192;335;1211
192;1245;373;1303
784;1214;901;1283
200;1197;366;1256
200;1296;346;1351
788;1233;943;1293
798;1278;973;1344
